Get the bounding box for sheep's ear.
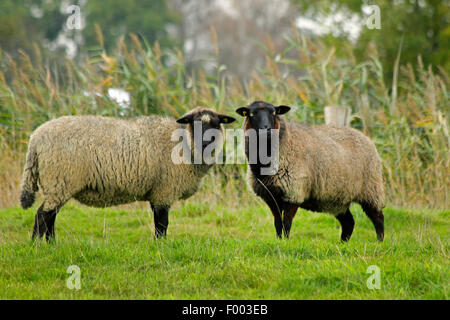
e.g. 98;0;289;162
218;114;236;124
276;105;291;115
236;107;249;117
176;113;194;124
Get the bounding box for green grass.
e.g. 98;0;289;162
0;202;448;299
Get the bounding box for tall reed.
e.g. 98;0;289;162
0;30;448;208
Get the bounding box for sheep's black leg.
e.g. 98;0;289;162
151;204;169;239
274;216;283;239
32;204;46;240
361;203;384;242
32;204;58;243
336;208;355;242
282;204;298;239
45;210;58;242
266;199;283;239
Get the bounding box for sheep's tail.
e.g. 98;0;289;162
20;143;39;209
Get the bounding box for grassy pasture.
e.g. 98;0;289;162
0;202;448;299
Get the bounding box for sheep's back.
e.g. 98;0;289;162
30;115;176;206
280;123;383;209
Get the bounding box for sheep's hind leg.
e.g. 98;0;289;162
151;204;169;239
32;203;59;243
361;203;384;242
282;204;298;239
335;208;355;242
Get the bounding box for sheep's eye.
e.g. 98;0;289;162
272;111;276;115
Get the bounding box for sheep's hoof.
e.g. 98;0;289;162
377;233;384;242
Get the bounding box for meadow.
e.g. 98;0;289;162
0;202;448;299
0;30;448;299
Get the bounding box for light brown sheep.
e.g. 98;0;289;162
236;101;385;241
20;107;235;241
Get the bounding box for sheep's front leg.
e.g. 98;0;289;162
282;204;298;239
151;204;170;239
266;199;283;239
360;203;384;242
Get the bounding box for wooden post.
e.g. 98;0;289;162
324;106;352;127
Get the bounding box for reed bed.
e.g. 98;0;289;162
0;31;448;208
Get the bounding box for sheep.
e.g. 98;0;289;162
235;101;385;242
20;107;236;241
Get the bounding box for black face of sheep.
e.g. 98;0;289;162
236;101;291;176
236;101;290;131
176;109;236;152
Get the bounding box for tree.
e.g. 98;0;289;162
0;0;59;58
291;0;450;79
0;0;180;59
83;0;180;51
171;0;298;80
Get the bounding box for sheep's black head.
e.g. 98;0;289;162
235;101;289;176
236;101;290;132
176;107;236;152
